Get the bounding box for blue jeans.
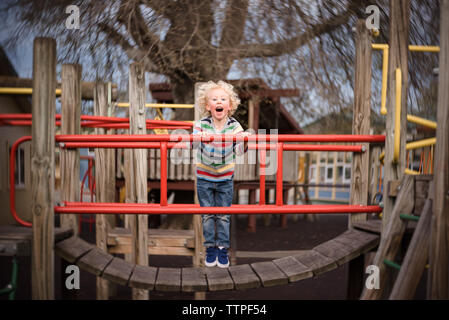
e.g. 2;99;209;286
197;178;233;249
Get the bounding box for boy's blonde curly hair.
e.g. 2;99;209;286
196;80;241;117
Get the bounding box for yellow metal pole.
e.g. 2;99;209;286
405;168;421;175
406;114;437;129
393;68;402;164
0;87;62;96
408;45;440;52
406;137;436;150
381;46;389;115
371;44;389;115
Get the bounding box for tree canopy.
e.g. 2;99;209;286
0;0;441;123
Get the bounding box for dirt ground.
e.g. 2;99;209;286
0;213;428;300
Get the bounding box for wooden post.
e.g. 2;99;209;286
129;63;149;300
60;64;81;235
94;82;112;300
429;0;449;299
247;97;259;232
31;37;56;300
382;0;410;230
193;82;206;300
389;187;433;299
360;175;414;300
347;21;372;299
349;19;372;228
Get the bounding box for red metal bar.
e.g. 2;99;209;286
61;142;186;149
55;203;382;214
9;136;32;227
0;113;193;128
56;134;386;143
259;148;266;205
160;141;168;206
276;142;284;205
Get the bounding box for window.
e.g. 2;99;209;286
325;165;334;184
336;166;343;184
309;166;316;182
10;146;25;188
343;165;352;183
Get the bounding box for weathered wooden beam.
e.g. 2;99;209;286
347;19;372;300
429;0;449;300
360;175;414;300
60;64;81;235
382;0;410;229
129;62;149;300
389;186;433;299
31;37;56;300
193;82;205;300
94;82;113;300
349;19;372;227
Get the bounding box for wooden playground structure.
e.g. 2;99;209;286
0;1;448;300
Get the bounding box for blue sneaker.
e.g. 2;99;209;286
205;247;217;267
217;247;230;268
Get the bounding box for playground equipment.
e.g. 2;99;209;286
1;0;448;300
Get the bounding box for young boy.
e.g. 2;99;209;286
193;80;249;268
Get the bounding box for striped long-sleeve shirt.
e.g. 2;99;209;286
192;116;246;182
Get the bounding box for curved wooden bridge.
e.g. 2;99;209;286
55;223;379;292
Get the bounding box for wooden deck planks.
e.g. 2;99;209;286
128;265;157;291
155;267;181;292
294;250;337;276
313;238;360;266
102;257;135;286
55;236;94;263
250;261;289;287
182;267;207;292
204;267;234;291
228;264;260;290
77;247;114;276
272;255;313;282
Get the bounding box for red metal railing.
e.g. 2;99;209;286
8;133;385;225
9;136;32;227
0;114;192;130
54;133;384;215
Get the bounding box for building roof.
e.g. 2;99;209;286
0;46;32;113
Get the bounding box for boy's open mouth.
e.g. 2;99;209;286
216;107;224;112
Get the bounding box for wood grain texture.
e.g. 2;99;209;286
31;37;56;300
272;255;313;282
128;264;157;291
390;193;433;299
182;267;207;292
55;236;94;263
361;175;414;300
349;19;372;226
228;264;260;290
382;0;410;230
204;267;234;291
129;63;149;300
94;82;112;300
102;257;135;286
429;0;449;299
155;267;181;292
250;261;288;287
60;64;81;235
294;250;337;276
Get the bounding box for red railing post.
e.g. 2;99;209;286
259;148;266;205
160;141;168;206
9;136;32;227
276;142;284;206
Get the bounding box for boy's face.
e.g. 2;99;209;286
206;88;231;121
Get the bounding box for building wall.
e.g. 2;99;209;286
0;95;32;225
